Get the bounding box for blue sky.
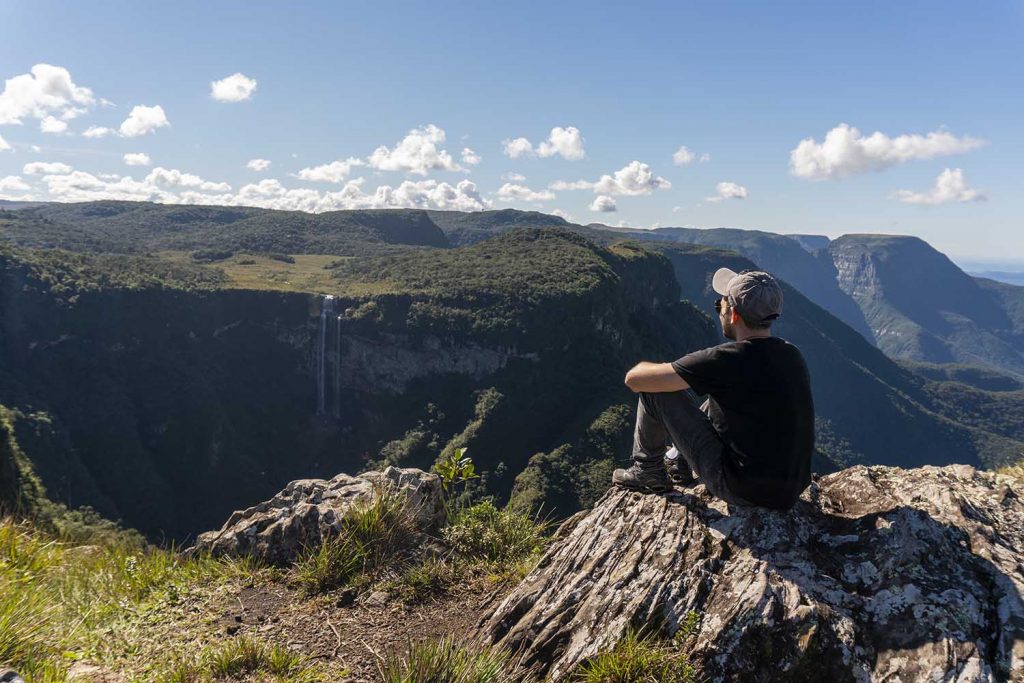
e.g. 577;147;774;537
1;0;1022;262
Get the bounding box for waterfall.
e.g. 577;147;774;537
316;295;336;416
333;312;342;419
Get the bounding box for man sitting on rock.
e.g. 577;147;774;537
612;267;814;510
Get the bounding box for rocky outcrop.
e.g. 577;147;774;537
188;466;443;564
483;465;1024;682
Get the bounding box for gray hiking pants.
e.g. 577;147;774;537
632;390;753;507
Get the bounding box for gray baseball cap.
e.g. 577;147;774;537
712;267;783;324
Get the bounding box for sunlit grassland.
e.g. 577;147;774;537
0;517;293;682
155;251;345;293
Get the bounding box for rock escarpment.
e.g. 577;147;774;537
483;465;1024;682
188;466;443;564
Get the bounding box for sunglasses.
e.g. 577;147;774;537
713;298;729;313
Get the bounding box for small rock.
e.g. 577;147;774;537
336;587;357;607
363;591;389;608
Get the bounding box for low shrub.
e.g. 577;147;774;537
443;500;548;565
190;248;234;263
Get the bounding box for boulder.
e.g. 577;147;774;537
483;465;1024;682
188;466;444;564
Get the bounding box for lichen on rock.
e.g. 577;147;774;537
187;466;444;564
482;464;1024;682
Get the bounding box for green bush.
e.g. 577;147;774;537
443;500;548;564
377;636;532;683
266;252;296;264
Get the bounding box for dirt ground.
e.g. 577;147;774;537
213;577;511;682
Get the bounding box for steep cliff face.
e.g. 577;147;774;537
0;231;713;539
657;243;1024;470
0;405;46;516
829;235;1024;375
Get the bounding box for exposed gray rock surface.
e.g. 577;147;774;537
188;466;443;564
483;465;1024;682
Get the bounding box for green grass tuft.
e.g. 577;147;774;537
155;637;322;682
292;492;416;595
377;636;532;683
572;627;697;683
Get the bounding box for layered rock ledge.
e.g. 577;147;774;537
188;466;443;564
483;465;1024;682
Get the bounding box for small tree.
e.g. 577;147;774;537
434;447;479;519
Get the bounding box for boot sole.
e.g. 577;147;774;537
613;481;673;494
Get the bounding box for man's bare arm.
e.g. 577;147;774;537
624;361;690;393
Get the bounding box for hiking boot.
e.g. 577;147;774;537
612;460;672;493
665;446;697;485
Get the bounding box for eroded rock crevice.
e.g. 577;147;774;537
483;465;1024;682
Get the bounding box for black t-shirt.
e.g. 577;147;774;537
671;336;814;509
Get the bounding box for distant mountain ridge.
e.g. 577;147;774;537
829;234;1024;376
0;201;450;254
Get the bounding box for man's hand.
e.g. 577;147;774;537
624;361;690;393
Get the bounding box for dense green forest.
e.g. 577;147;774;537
2;200;1023;540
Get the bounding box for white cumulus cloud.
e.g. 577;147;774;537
502;172;526;182
295;157;365;183
502;137;534;159
145;167;230;192
460;147;481;166
589;195;617;212
502;126;585;161
367;124;462;175
123;153;151;166
0;64;96;126
246;158;271;172
210;73;258;103
893;168;985;205
82;126;115;138
119;105;169;138
550;208;573;222
537;126;585;160
496;182;555;203
551;160;671;196
790;123;986;180
672;147;711;165
24;161;72;175
204;177;491;212
0;134;9;151
673;146;695;165
706;181;748;203
0;176;31;192
40;116;68;134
